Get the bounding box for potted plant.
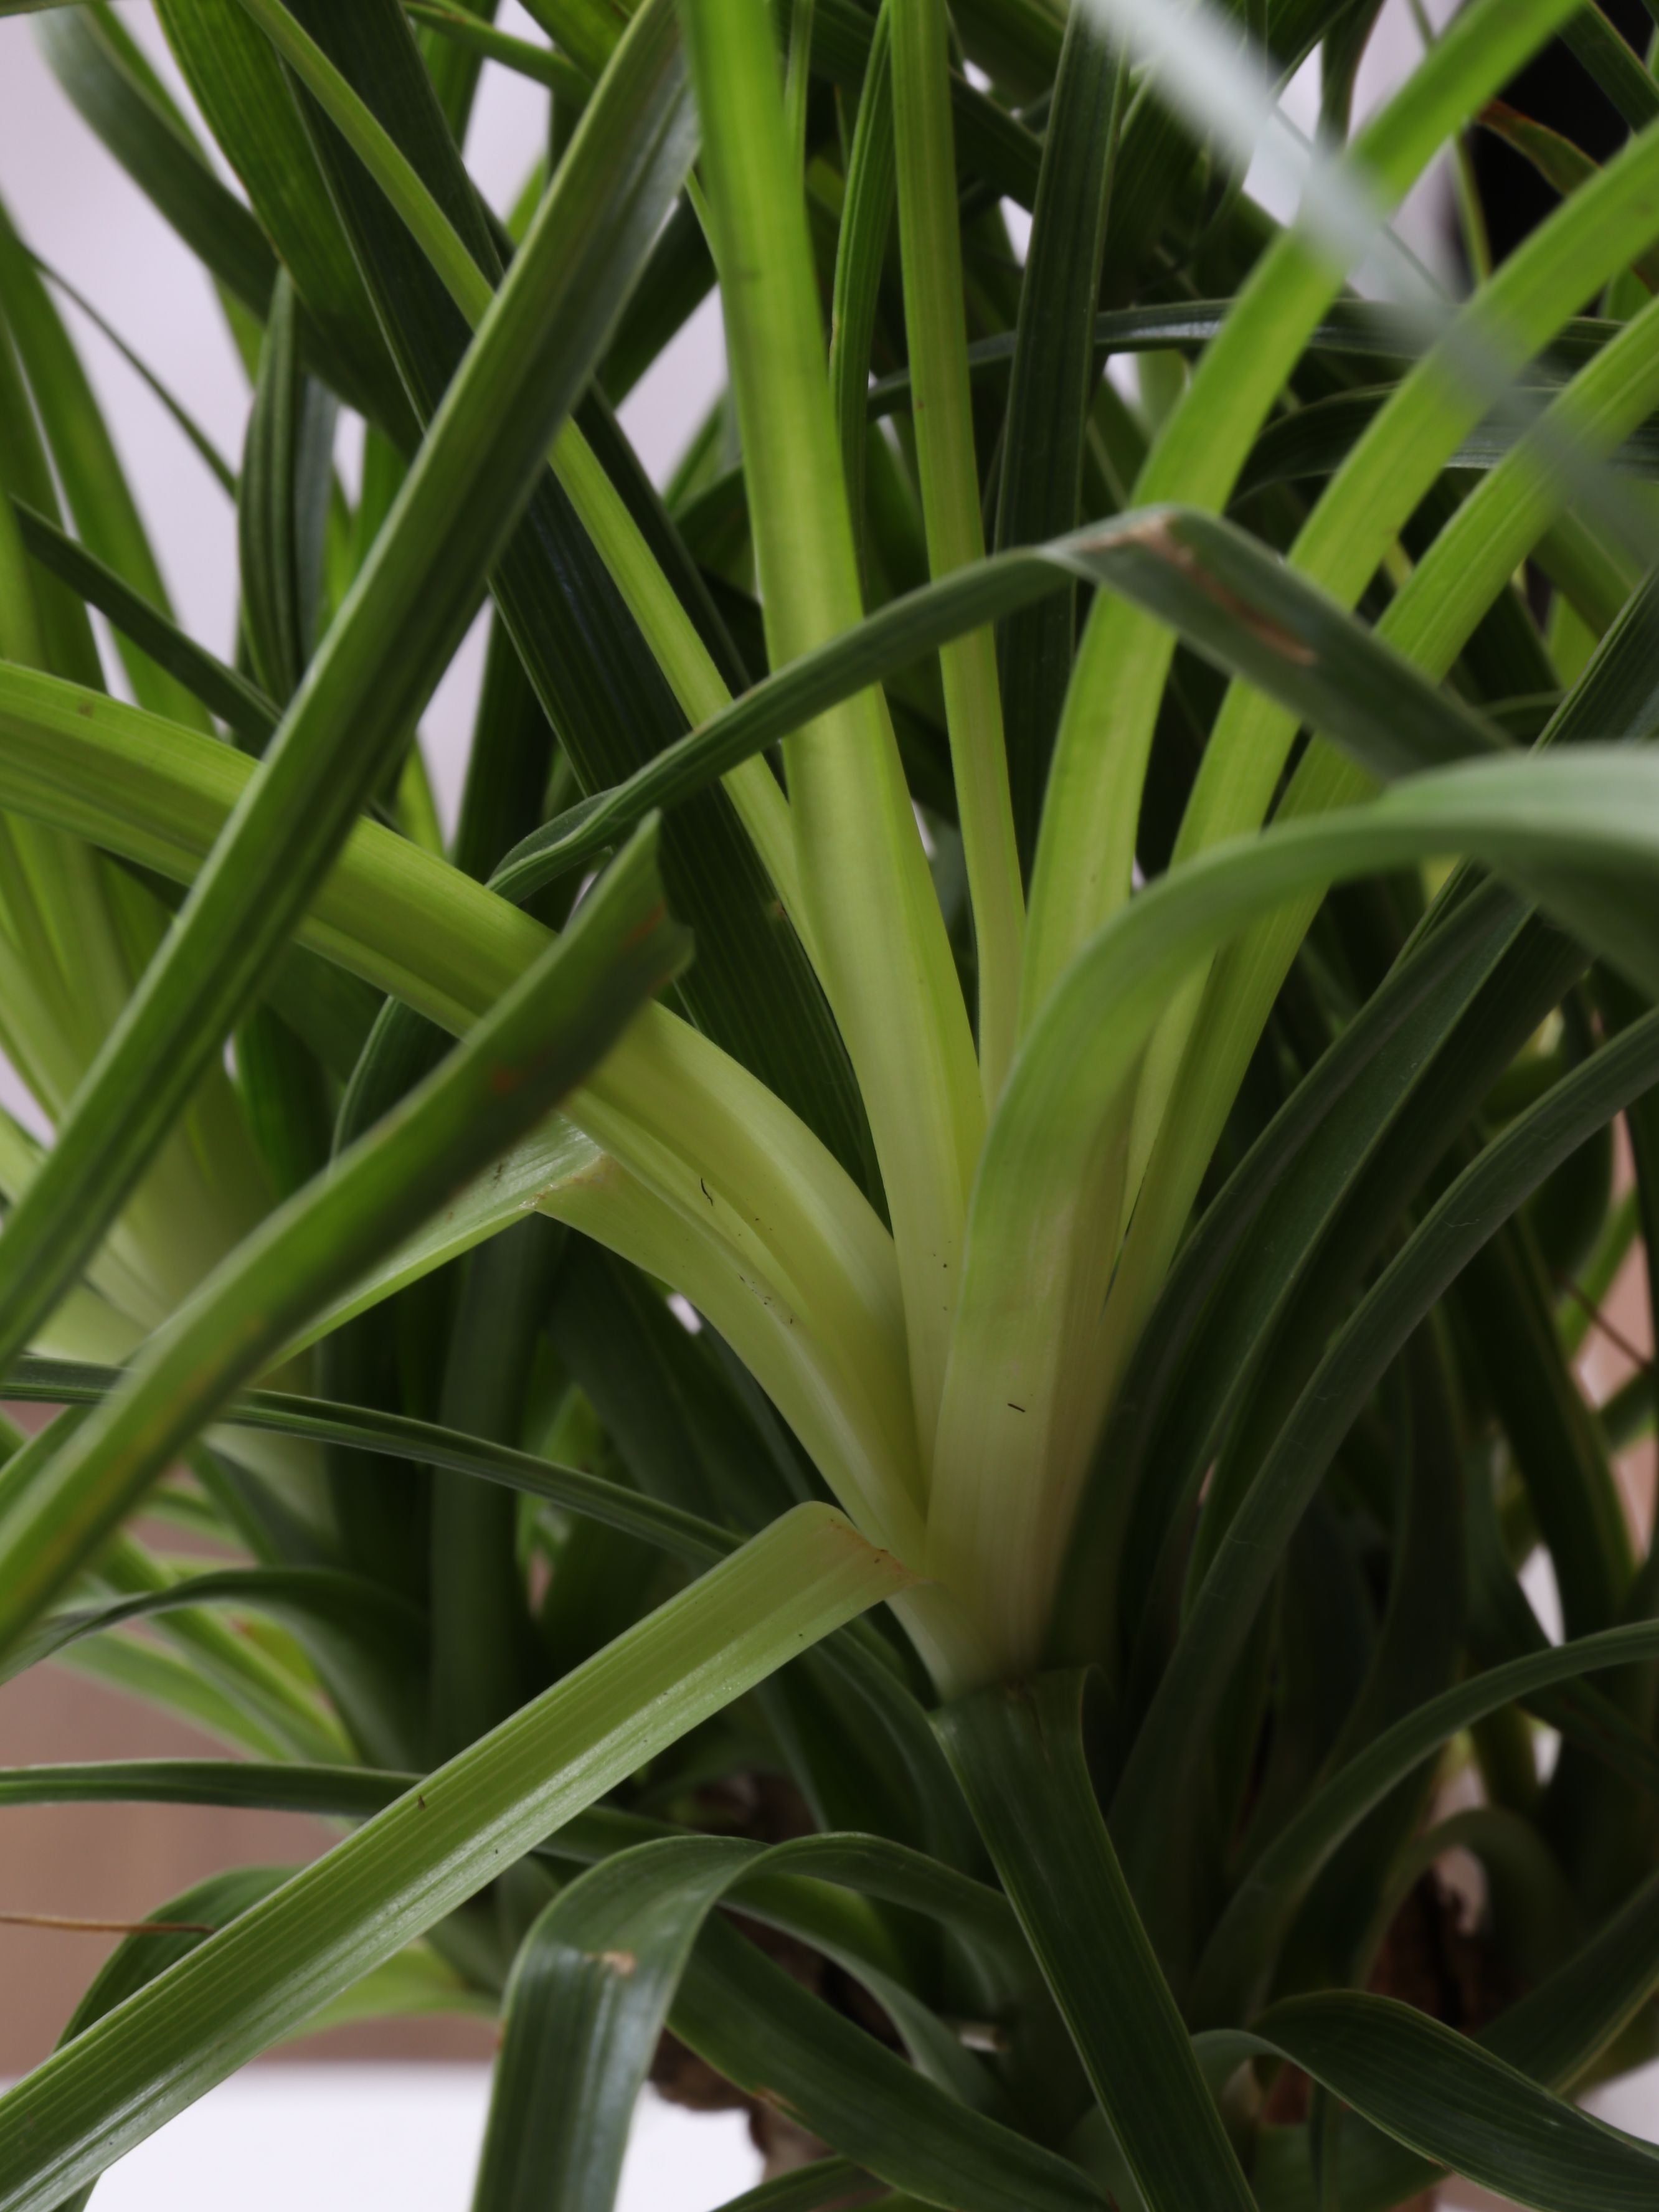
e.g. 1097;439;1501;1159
0;0;1657;2205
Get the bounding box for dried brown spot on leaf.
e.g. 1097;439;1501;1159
1120;515;1320;666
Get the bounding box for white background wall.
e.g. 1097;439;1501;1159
84;2068;761;2211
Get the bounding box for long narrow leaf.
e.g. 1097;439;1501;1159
2;1356;734;1568
0;820;688;1655
669;1914;1101;2212
684;0;984;1483
0;1757;1017;1972
938;1673;1256;2212
0;0;696;1382
865;301;1622;420
489;506;1504;907
1022;0;1581;1019
471;1838;884;2211
4;1566;426;1770
1209;1992;1659;2210
993;6;1120;872
0;1503;912;2212
0;664;931;1575
11;501;277;744
263;0;864;1182
889;0;1024;1096
1256;1860;1659;2210
929;754;1659;1679
1113;1009;1659;1940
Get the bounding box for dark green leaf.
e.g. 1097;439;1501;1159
1193;1615;1659;2028
1236;384;1659;502
31;255;237;495
1111;1010;1659;1919
864;303;1620;421
1054;879;1526;1671
35;1;276;347
11;501;278;745
1561;4;1659;132
4;1566;426;1770
993;8;1121;871
826;0;893;577
1;1355;736;1569
0;1;698;1388
0;1506;910;2212
1215;1991;1659;2211
451;611;558;884
1254;1859;1659;2210
239;273;338;705
0;818;690;1654
474;1822;1042;2212
430;1221;565;1758
938;1673;1256;2212
671;1916;1102;2212
489;505;1506;907
0;189;211;726
278;0;868;1188
713;2163;881;2211
154;0;416;430
407;1;592;102
472;1838;750;2212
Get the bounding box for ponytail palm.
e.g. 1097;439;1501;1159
2;0;1659;2206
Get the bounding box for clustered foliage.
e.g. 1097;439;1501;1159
2;0;1659;2206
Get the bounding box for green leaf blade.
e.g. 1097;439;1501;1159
0;0;699;1384
0;1503;912;2212
0;818;689;1656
